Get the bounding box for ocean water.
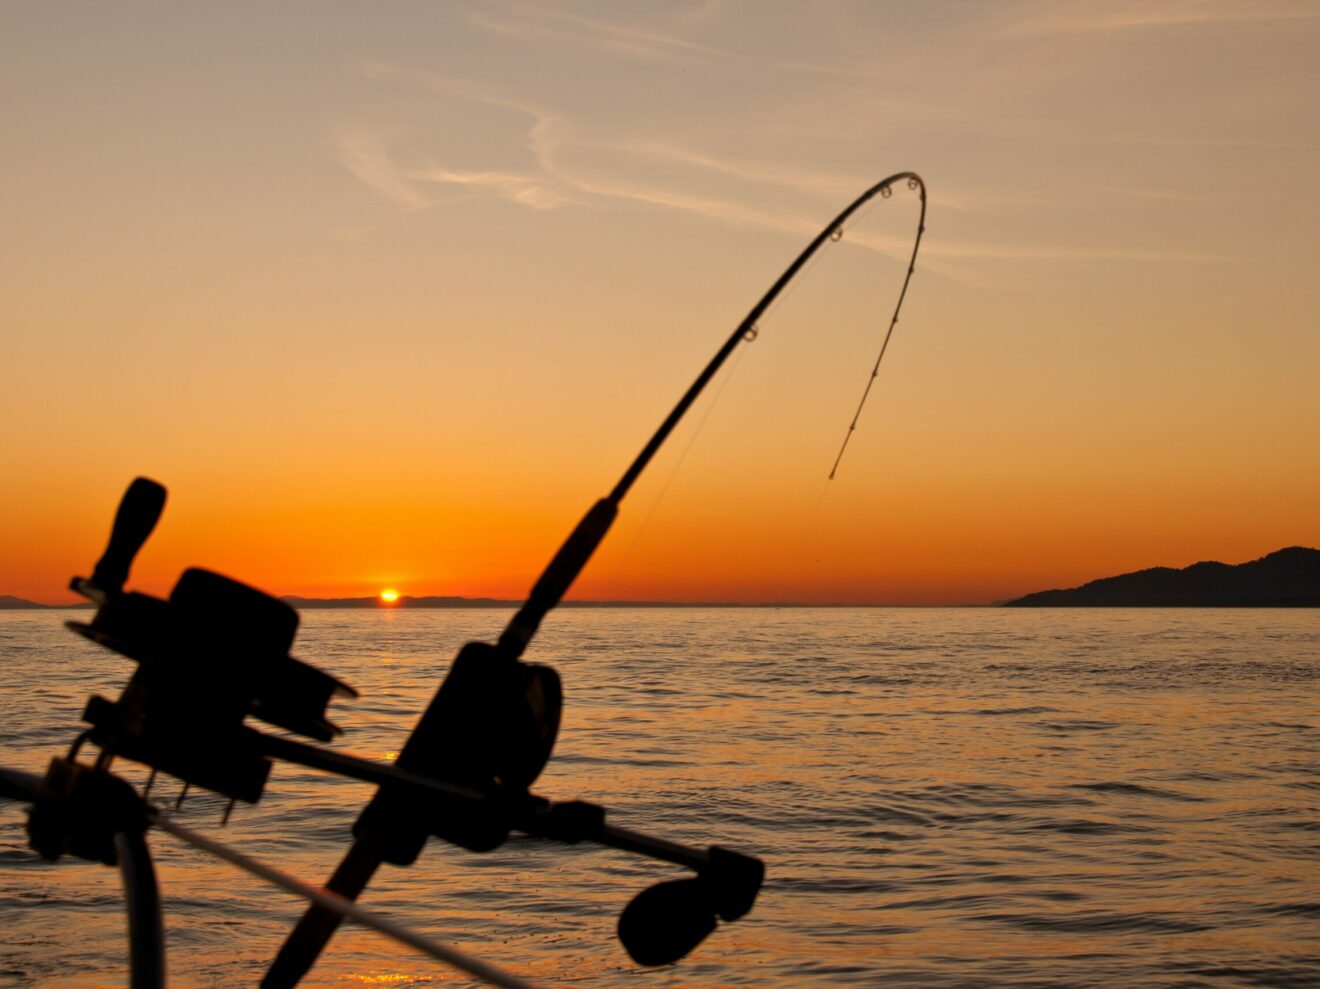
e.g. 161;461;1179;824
0;607;1317;988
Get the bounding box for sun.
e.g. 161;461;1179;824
379;589;400;605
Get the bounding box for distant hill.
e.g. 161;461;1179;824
1004;547;1320;607
0;595;46;609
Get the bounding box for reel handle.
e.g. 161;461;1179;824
85;477;166;595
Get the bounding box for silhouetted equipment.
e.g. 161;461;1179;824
86;476;166;597
0;172;930;987
618;878;717;966
617;843;764;966
27;756;148;865
67;480;357;804
17;757;166;989
26;477;769;988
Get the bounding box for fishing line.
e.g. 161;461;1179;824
607;340;753;583
611;183;922;584
795;190;915;559
747;217;843;340
609;175;925;510
804;474;834;540
827;178;926;480
606;213;851;585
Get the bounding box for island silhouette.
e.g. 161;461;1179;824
1004;547;1320;606
0;595;45;610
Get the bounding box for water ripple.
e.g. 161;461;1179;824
1;607;1317;987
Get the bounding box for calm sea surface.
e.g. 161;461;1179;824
1;608;1317;988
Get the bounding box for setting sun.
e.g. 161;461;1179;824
379;589;400;604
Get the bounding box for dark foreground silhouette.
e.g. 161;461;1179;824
2;175;936;987
1005;547;1320;606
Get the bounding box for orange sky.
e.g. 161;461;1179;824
3;2;1318;605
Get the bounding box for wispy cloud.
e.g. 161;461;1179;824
467;3;728;66
574;173;812;233
830;222;1229;266
615;140;863;199
919;239;1228;264
340;68;582;212
467;1;894;82
1002;0;1319;38
407;167;579;209
340;63;838;233
337;59;1234;275
1088;132;1318;151
337;130;430;209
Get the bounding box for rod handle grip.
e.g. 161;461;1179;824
89;477;167;593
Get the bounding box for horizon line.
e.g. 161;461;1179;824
0;592;998;610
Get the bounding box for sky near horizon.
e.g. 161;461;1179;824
2;1;1318;605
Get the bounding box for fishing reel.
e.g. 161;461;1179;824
66;477;357;804
353;639;562;858
60;479;572;846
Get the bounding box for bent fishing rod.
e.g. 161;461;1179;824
498;172;926;657
266;171;927;986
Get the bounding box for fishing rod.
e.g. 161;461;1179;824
502;171;926;657
266;171;927;986
0;171;926;988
